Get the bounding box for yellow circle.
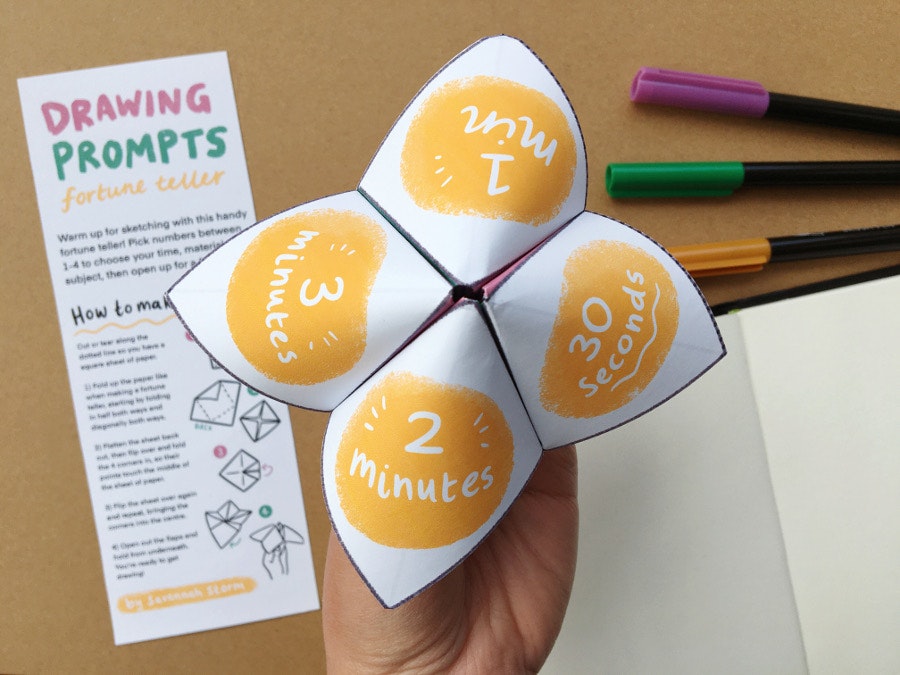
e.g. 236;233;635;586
401;76;576;226
335;372;514;549
539;241;679;418
226;210;386;385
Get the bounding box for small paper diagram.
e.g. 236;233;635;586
205;500;251;548
168;35;725;608
250;522;305;579
240;400;281;442
219;449;261;491
190;380;240;426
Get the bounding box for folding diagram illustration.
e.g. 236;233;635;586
219;449;262;492
251;522;306;579
205;500;252;548
190;380;241;426
240;400;281;442
169;35;724;607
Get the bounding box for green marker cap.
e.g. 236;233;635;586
606;161;745;198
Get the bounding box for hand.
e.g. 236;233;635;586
323;445;578;673
261;543;288;579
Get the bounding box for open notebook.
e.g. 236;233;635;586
544;268;899;674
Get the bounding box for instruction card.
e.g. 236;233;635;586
18;52;319;645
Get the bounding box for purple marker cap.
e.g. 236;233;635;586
631;67;770;118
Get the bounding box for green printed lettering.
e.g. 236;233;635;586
78;140;100;173
126;134;156;167
180;129;204;158
53;141;74;180
157;129;178;163
206;126;227;157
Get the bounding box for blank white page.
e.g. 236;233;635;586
740;274;900;675
545;317;807;674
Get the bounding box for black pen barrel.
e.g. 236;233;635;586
766;93;900;136
743;161;900;187
769;224;900;262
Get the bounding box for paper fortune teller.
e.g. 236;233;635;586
168;35;724;607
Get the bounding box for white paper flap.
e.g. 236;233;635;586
168;191;451;410
486;212;724;448
322;302;543;607
360;35;587;285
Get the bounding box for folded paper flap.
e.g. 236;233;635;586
360;35;587;284
321;303;544;607
168;191;451;411
486;211;724;448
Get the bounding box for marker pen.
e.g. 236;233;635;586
669;224;900;276
605;160;900;198
630;67;900;136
